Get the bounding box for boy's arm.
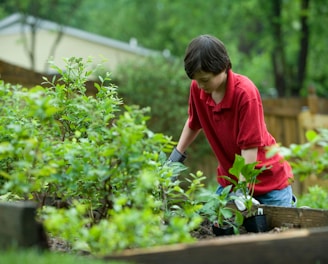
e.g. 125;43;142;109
169;119;201;162
176;119;201;153
240;147;258;182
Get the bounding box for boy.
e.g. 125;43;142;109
169;34;295;208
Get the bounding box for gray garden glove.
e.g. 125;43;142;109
167;147;187;182
230;189;260;211
168;147;186;163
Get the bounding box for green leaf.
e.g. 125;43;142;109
305;130;319;142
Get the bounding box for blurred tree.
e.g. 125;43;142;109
1;0;328;96
305;0;328;97
263;0;310;97
75;0;327;98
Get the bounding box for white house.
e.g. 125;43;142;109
0;13;161;74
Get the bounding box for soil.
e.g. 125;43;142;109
48;219;288;253
190;219;286;240
48;236;72;253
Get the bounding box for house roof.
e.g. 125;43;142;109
0;13;160;57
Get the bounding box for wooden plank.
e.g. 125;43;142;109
264;114;280;142
317;98;328;113
264;107;299;117
262;98;307;111
104;227;328;264
0;201;48;249
258;205;328;229
286;116;297;145
224;204;328;229
264;112;299;146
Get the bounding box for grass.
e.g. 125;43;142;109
0;248;129;264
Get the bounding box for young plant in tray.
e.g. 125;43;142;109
225;155;266;215
223;155;268;232
198;185;243;236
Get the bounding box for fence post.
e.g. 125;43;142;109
307;85;318;115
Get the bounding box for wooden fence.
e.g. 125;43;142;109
263;96;328;195
263;96;328;146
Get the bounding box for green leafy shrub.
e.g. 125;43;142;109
297;185;328;209
281;129;328;181
281;129;328;208
0;57;205;255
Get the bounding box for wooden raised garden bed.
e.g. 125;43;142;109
105;204;328;264
0;202;327;264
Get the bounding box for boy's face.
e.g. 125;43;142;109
193;70;227;94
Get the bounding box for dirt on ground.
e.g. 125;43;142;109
48;219;288;253
190;219;288;240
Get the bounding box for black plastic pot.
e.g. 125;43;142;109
212;224;234;236
243;214;268;233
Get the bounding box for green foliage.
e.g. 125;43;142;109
227;155;265;195
306;0;328;96
0;248;124;264
281;129;328;209
41;167;205;255
196;155;266;231
3;0;328;96
223;155;266;216
0;57;125;202
0;57;207;255
281;129;328;181
114;55;189;140
2;0;82;26
198;185;243;234
297;185;328;209
61;0;328;97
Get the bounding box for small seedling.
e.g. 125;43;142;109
222;155;267;217
198;185;243;234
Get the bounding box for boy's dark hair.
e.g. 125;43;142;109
184;35;232;79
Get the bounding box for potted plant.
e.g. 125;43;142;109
225;155;268;233
199;185;243;236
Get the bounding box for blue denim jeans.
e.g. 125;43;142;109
216;185;296;207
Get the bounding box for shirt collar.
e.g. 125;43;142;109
222;69;235;108
199;69;235;109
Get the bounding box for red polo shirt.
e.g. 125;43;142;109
188;70;293;196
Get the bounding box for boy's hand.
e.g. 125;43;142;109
167;148;187;182
231;189;260;211
168;147;186;163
